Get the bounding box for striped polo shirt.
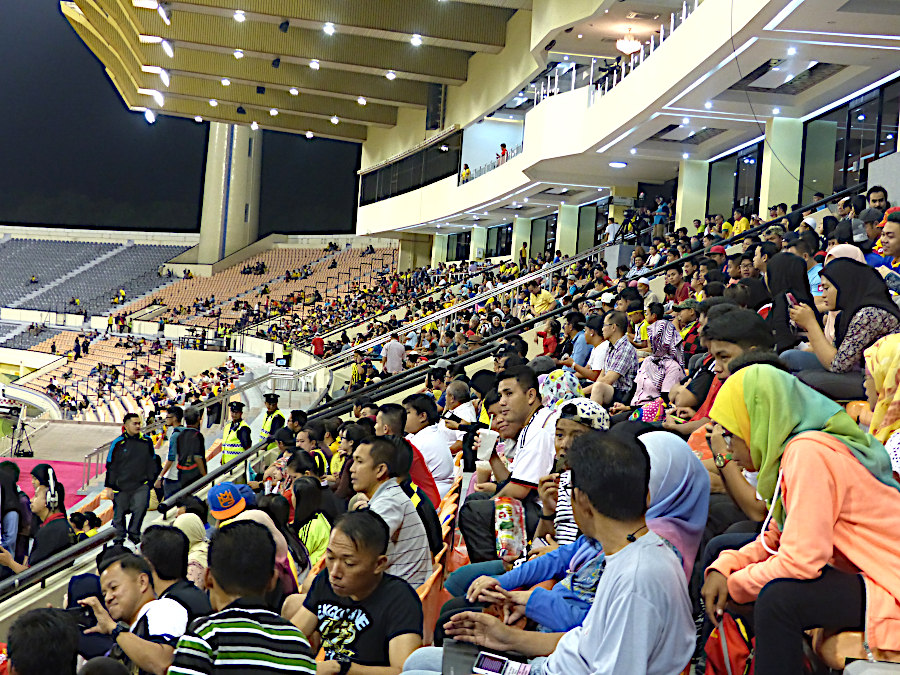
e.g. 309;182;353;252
168;599;316;674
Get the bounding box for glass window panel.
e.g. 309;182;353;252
735;143;761;216
801;106;847;204
879;81;899;159
707;157;737;220
847;93;880;185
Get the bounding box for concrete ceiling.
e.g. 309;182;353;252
61;0;517;142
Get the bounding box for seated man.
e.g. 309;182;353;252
588;311;638;406
350;438;431;587
291;511;423;675
81;553;189;675
403;394;455;498
403;431;695;675
169;521;315;674
139;525;212;622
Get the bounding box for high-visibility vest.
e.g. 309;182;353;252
260;410;285;452
221;420;251;462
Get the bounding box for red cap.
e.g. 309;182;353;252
710;245;727;254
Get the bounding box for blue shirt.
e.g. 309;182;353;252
571;331;591;368
807;263;823;296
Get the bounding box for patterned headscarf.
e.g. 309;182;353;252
865;334;900;444
539;369;583;408
644;320;683;393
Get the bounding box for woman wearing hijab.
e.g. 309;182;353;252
821;244;866;343
173;512;208;589
629;320;685;407
764;252;820;352
702;364;900;673
538;369;583;408
865;334;900;476
786;258;900;399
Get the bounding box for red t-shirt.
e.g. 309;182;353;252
675;282;691;303
311;337;324;356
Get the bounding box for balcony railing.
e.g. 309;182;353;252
459;143;524;185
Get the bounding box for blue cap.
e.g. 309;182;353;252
207;482;246;520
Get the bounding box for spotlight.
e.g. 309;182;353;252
385;70;396;80
144;109;156;123
682;117;690;125
772;107;781;115
221;78;231;86
289;87;299;96
323;22;336;35
233;49;244;59
357;96;367;105
704;101;712;109
233;9;245;22
158;69;170;87
161;40;174;58
209;99;218;107
194;116;203;122
251;121;259;130
331;115;339;124
309;59;320;70
157;3;170;25
271;57;281;68
787;46;797;56
682;152;690;159
411;34;423;46
630;148;636;155
609;161;627;168
306;131;314;139
269;108;278;116
278;20;290;33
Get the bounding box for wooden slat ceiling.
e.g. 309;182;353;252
61;0;517;142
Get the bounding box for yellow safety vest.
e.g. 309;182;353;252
221;420;251;462
260;410;285;452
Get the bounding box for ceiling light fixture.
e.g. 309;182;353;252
323;22;336;35
682;117;690;124
357;96;367;105
158;69;170;87
385;70;397;80
233;9;245;22
787;46;797;55
221;78;230;86
194;116;203;122
609;161;627;168
144;109;156;123
704;101;712;109
682;152;690;159
577;34;583;39
233;49;244;59
331;115;339;124
772;107;781;115
209;99;218;107
630;148;637;155
157;3;170;25
251;121;259;130
161;40;174;57
289;87;299;95
306;131;314;139
411;34;423;46
616;28;641;56
269;108;278;116
309;59;320;70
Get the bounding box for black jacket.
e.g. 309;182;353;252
105;433;158;491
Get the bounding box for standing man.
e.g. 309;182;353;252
382;333;406;376
220;401;252;465
519;242;528;270
259;393;285;452
106;413;157;545
155;406;185;500
176;406;207;488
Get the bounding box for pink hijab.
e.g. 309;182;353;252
227;509;299;594
823;244;867;343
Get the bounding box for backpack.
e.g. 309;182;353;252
705;612;754;675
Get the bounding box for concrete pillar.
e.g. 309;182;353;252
198;122;263;264
609;184;637;224
556;205;580;257
397;233;431;271
470;226;488;260
676;158;710;231
759;117;803;214
511;217;532;264
431;234;448;267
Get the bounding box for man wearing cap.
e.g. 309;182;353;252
636;277;661;310
764;225;784;251
672;298;701;356
260;393;285;452
220;401;252;465
708;245;727;272
207;482;250;521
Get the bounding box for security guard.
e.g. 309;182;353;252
260;393;286;452
221;401;252;464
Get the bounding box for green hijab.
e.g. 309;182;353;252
710;364;900;525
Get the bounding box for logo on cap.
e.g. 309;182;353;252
217;491;236;509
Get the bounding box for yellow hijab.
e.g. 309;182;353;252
865;334;900;444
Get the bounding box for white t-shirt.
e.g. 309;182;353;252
440;400;478;444
407;424;455;498
509;407;558;490
605;221;621;240
587;342;609;373
131;597;188;644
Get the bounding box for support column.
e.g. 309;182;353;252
511;217;532;264
759;117;803;213
470;226;488;260
198;122;263;264
398;233;431;271
431;234;448;267
675;158;710;232
609;185;637;224
556;205;580;257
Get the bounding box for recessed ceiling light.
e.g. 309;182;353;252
269;108;278;116
385;70;396;80
221;78;230;86
323;22;336;35
161;40;174;58
158;69;170;87
233;9;245;22
305;131;314;139
888;134;895;140
682;117;690;125
209;99;218;107
704;101;712;109
609;161;627;168
772;107;781;115
630;148;636;155
157;4;170;25
577;34;583;39
331;115;339;124
194;116;203;122
144;109;156;123
233;49;244;59
309;59;320;70
787;46;797;56
357;96;367;105
682;152;690;159
289;87;299;95
250;121;259;130
523;198;528;203
410;34;423;46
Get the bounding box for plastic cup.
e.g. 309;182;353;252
477;428;500;460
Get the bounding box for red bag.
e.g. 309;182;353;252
705;612;754;675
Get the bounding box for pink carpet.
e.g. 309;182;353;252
5;459;86;510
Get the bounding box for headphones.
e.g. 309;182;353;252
46;467;59;510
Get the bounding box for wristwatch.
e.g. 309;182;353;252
336;656;352;675
714;453;733;469
539;512;555;521
110;621;130;641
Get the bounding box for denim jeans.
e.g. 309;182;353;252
444;560;506;597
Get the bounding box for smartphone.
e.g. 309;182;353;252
786;292;798;308
473;652;531;675
63;605;97;629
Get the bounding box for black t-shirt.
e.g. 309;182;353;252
29;514;75;565
176;428;205;470
303;571;423;666
160;578;212;623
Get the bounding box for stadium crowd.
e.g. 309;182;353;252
8;186;900;674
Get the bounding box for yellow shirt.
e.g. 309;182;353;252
721;221;734;237
732;217;750;235
530;289;557;315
